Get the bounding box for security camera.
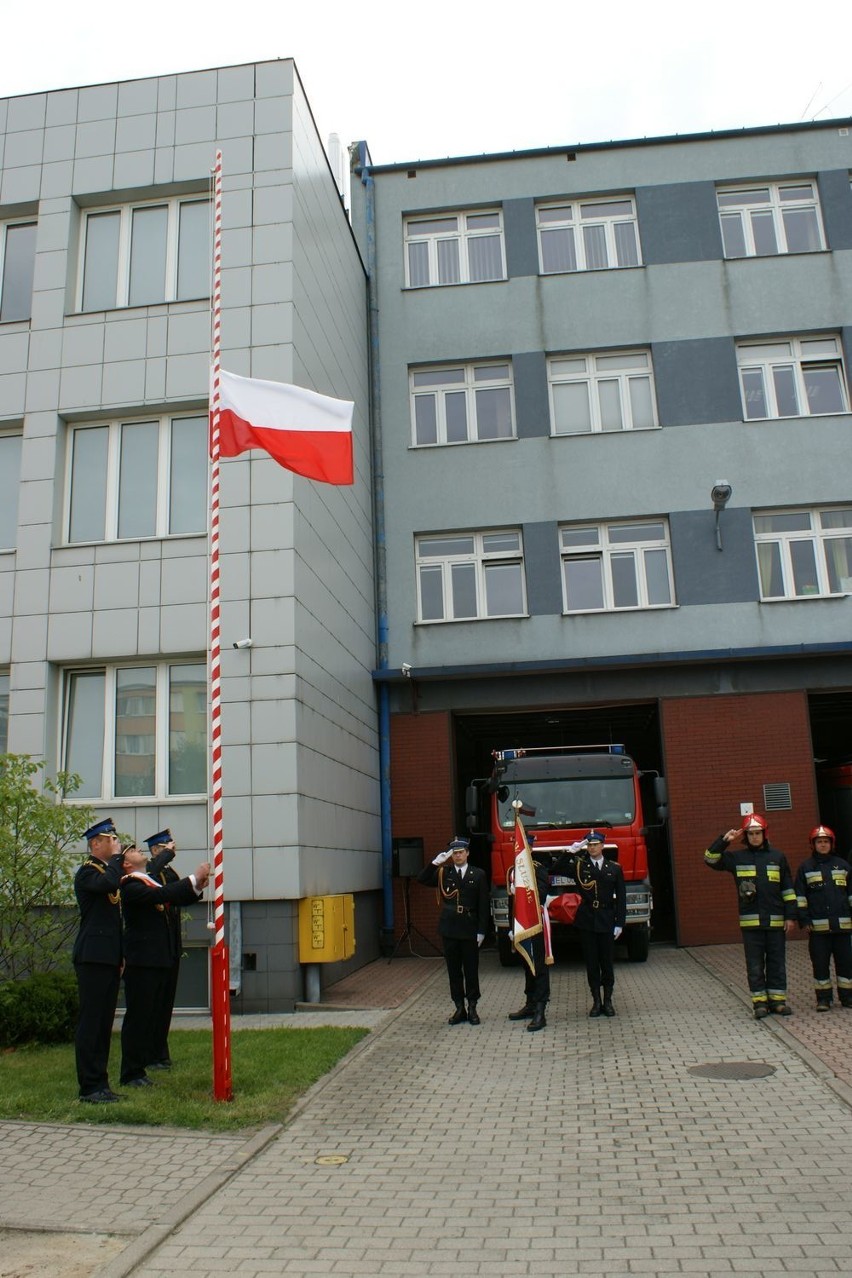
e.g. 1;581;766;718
711;482;732;511
401;662;412;678
233;638;253;650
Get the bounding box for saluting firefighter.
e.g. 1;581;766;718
144;828;183;1070
704;813;797;1019
72;817;126;1104
794;824;852;1011
418;836;490;1025
553;830;626;1017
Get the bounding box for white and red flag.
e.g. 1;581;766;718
214;368;354;485
509;814;553;972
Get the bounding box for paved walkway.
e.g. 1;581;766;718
3;941;852;1277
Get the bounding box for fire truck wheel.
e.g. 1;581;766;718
626;923;650;963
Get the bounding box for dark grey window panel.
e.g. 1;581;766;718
653;337;742;427
503;198;539;278
817;170;852;252
513;351;551;439
636;182;723;265
841;328;852;386
523;520;563;616
670;509;759;606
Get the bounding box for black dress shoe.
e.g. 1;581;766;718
123;1076;154;1088
147;1061;172;1071
80;1089;121;1104
448;1005;468;1025
508;1005;534;1020
467;1003;481;1025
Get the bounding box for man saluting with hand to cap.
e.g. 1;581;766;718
418;837;490;1025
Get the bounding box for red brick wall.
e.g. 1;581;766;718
389;711;454;945
662;691;818;946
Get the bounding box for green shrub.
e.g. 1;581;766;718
0;971;79;1047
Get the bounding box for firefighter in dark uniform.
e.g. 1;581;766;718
118;844;209;1087
794;824;852;1011
72;817;125;1104
554;830;627;1017
418;836;490;1025
144;828;183;1069
507;842;553;1032
704;813;797;1019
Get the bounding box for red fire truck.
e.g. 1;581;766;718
466;744;667;965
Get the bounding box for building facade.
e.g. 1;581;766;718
349;123;852;947
0;61;380;1010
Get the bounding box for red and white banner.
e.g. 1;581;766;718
510;815;545;973
214;368;354;485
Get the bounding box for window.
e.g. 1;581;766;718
62;662;207;800
410;362;514;446
78;197;210;311
560;520;674;613
717;181;824;258
0;671;8;754
0;433;22;550
0;221;36;322
548;350;657;435
66;414;208;543
737;336;847;420
754;508;852;600
537;198;640;274
416;530;526;622
404;210;505;287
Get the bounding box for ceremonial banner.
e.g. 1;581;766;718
510;815;544;974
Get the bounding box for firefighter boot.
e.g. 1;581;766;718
448;1002;468;1025
771;1001;793;1016
589;990;603;1018
602;989;616;1017
839;991;852;1009
467;1001;481;1025
816;992;832;1012
508;1003;535;1020
754;1003;769;1020
527;1003;547;1032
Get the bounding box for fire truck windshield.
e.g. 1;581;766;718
497;775;636;830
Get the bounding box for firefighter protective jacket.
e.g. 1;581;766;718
794;854;852;932
704;835;797;929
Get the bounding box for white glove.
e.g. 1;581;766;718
567;839;588;853
432;848;453;865
613;926;623;940
477;933;484;946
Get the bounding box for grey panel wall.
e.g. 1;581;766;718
670;508;760;606
653;337;742;427
503;197;538;278
513;350;550;439
818;170;852;252
523;520;562;616
637;181;723;265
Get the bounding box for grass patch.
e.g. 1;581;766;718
0;1027;368;1131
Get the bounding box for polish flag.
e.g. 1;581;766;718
213;369;354;485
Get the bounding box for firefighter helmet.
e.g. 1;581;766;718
741;813;768;833
809;825;835;849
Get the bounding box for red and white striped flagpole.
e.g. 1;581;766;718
208;149;233;1101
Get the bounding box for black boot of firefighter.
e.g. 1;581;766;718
508;1003;535;1021
467;1001;481;1025
839;991;852;1009
448;1002;468;1025
602;989;615;1017
589;991;603;1018
527;1003;547;1032
816;992;832;1012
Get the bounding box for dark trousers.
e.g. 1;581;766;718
74;962;121;1097
580;928;615;994
741;928;787;1006
808;932;852;994
150;960;180;1064
522;932;550;1006
121;966;170;1082
443;936;481;1004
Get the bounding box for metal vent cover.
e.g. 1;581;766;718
763;782;792;811
688;1061;775;1080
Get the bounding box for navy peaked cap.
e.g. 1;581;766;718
145;829;173;849
448;836;470;851
586;829;606;844
84;817;117;841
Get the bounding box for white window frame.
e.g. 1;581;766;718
560;520;674;614
76;195;211;311
736;335;848;421
61;661;208;802
415;529;526;622
409;361;515;446
753;507;852;601
0;431;22;551
0;218;37;323
403;209;505;287
536;197;641;274
64;414;209;545
548;350;658;435
717;180;825;258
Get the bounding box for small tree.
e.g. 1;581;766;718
0;755;94;980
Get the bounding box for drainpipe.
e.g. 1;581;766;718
358;143;394;954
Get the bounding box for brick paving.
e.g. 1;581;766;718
4;944;852;1278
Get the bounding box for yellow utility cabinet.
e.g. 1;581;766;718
298;894;356;963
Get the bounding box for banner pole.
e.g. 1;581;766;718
209;148;232;1101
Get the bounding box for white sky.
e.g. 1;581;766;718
5;0;852;166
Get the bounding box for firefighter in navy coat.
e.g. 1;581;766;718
794;824;852;1010
555;830;626;1018
144;828;183;1069
418;836;490;1025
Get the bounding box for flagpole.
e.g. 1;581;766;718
209;148;233;1101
